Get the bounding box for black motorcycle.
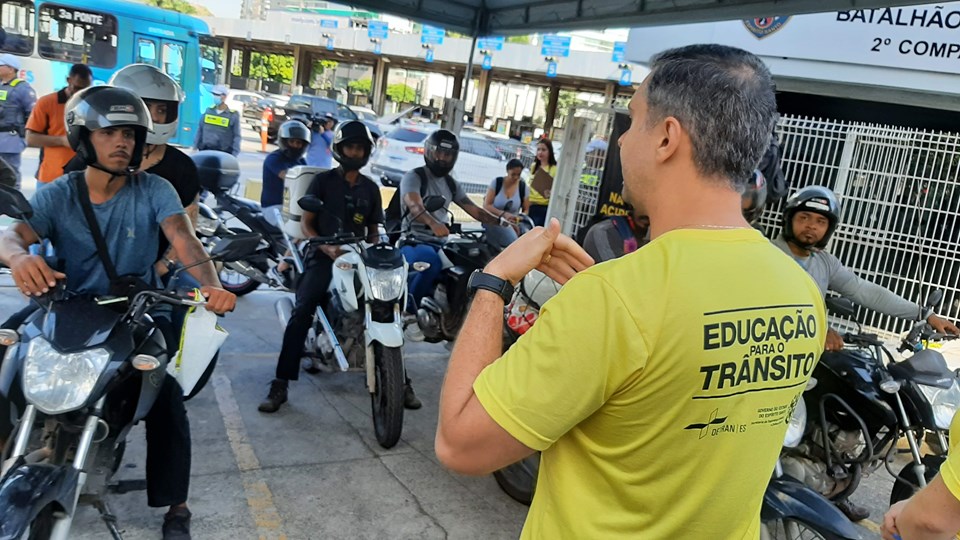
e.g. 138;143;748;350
781;291;960;507
0;185;260;539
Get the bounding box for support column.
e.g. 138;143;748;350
603;81;616;106
371;58;389;116
474;68;492;126
451;73;464;102
240;48;251;78
220;37;232;85
290;45;303;93
298;49;312;88
543;83;560;137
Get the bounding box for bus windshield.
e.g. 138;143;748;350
37;3;117;68
0;0;36;55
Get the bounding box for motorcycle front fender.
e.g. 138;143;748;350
0;463;80;540
365;321;403;349
761;475;862;540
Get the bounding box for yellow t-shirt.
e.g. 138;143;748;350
528;164;557;206
474;228;826;539
940;411;960;498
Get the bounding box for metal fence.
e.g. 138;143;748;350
550;111;960;341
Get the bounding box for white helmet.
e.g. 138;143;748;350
108;64;185;145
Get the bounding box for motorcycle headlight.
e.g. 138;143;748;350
23;338;110;414
918;381;960;430
366;267;405;301
783;397;807;448
195;214;220;237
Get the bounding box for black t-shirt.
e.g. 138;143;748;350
306;168;383;239
64;147;201;259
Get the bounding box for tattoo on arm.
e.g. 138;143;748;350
161;214;220;287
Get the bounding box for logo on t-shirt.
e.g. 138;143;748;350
684;408;728;439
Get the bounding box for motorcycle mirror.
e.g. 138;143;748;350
0;184;33;220
423;195;446;213
825;296;857;318
925;289;944;310
210;232;263;263
297;195;325;214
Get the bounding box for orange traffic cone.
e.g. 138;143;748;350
260;127;268;153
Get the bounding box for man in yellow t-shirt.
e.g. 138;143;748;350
435;44;826;539
882;410;960;539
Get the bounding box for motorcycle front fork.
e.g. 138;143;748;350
893;392;928;488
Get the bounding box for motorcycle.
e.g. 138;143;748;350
273;195;437;449
493;271;862;540
408;200;533;343
780;291;960;508
192;151;307;296
0;185;261;539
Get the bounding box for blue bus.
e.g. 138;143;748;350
0;0;209;147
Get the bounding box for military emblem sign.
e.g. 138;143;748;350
743;16;791;39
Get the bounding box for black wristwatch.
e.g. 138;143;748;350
468;270;514;303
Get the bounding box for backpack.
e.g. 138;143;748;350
494;177;528;206
758;132;788;205
384;167;458;242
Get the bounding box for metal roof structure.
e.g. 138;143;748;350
341;0;926;35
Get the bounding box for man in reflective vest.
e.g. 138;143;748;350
194;84;241;156
0;54;37;188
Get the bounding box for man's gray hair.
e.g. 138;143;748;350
646;44;777;190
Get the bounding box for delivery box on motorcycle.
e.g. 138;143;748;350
193;150;241;194
282;166;327;240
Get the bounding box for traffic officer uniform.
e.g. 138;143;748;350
194;84;241;156
0;54;37;187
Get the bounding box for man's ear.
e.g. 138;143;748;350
654;116;683;164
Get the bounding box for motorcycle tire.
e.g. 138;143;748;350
493;453;540;506
217;227;265;297
25;504;57;540
890;454;945;505
761;518;839;540
371;343;404;449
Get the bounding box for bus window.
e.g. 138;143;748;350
137;37;158;65
0;0;35;55
38;5;117;68
162;41;185;85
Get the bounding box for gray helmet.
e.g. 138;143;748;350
782;185;842;249
108;64;184;145
278;120;311;160
65;86;153;171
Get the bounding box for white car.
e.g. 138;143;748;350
365;125;514;195
224;89;264;117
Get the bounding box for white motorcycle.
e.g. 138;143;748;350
274;195;431;448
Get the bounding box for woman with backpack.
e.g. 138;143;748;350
483;158;530;248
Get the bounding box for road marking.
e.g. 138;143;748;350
212;374;288;539
861;518;881;534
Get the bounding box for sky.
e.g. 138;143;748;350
194;0;241;18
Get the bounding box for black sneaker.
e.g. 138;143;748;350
162;507;192;540
403;382;422;410
258;379;288;413
835;498;870;522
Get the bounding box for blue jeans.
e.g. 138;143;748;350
483;223;518;249
400;244;442;313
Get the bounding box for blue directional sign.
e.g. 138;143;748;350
477;36;505;51
368;20;389;40
326;36;335;51
374;41;382;55
540;35;571;57
321;19;338;29
546;61;558;78
425;48;435;63
612;41;626;63
421;25;445;45
618;69;632;86
481;54;492;70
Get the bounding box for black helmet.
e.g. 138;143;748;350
278;120;311;160
424;129;459;177
332;120;374;171
65;85;153;171
741;170;768;224
782;185;841;249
